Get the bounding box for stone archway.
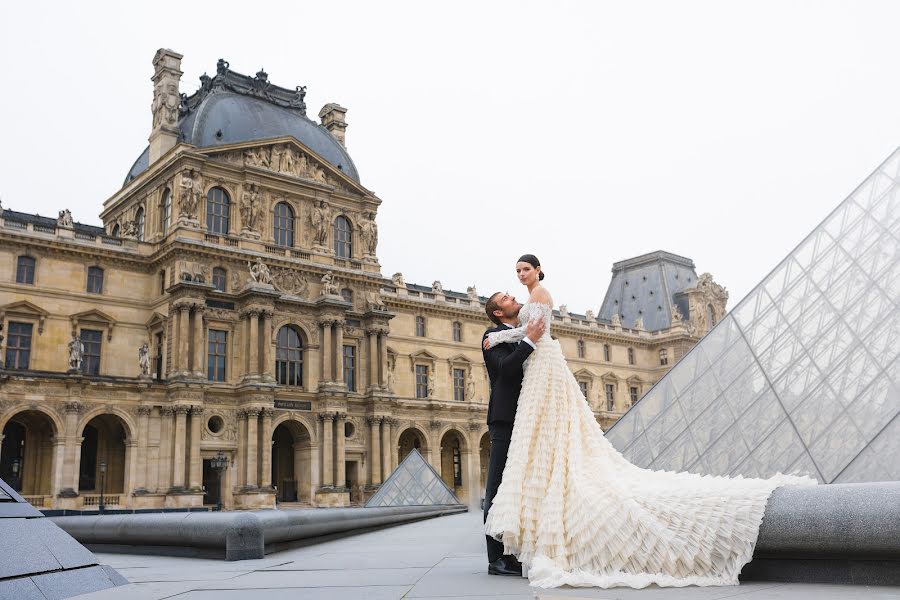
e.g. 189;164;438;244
0;410;58;502
439;429;469;499
271;420;313;504
397;427;428;465
78;414;129;506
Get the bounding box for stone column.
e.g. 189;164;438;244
367;417;382;486
378;332;388;387
192;305;206;378
60;402;82;495
247;310;259;377
172;406;189;489
335;413;346;489
367;331;378;390
261;310;274;381
320;413;334;487
188;406;203;490
135;406;152;492
320;320;332;383
334;321;345;385
245;408;260;488
259;408;274;489
50;437;65;498
158;407;174;489
178;304;191;374
380;417;393;482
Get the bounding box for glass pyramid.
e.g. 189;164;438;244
606;146;900;484
365;448;462;507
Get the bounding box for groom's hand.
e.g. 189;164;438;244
525;316;545;343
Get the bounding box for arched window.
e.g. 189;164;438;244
111;224;120;237
333;215;352;258
276;326;304;386
707;303;717;328
340;288;353;304
452;321;462;342
212;267;227;292
134;207;145;241
16;256;35;284
603;344;611;362
273;202;294;247
206;187;230;234
160;189;172;233
577;340;585;359
87;266;104;294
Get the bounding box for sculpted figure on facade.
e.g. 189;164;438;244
120;219;138;239
320;270;340;297
611;312;622;327
67;332;84;371
585;309;595;322
428;371;436;398
248;257;272;285
310;200;330;247
138;342;151;377
432;280;443;295
671;303;684;324
634;316;645;331
467;285;478;301
466;369;476;401
240;184;262;233
57;209;74;228
151;80;179;129
274;143;295;174
179;169;201;219
365;290;385;310
559;304;569;319
360;212;378;256
391;272;406;288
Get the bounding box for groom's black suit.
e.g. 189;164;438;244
482;323;535;564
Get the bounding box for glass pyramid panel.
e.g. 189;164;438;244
607;146;900;483
365;448;462;507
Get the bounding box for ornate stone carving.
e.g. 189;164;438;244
271;267;308;297
585;309;595;321
634;316;645;331
320;271;340;297
465;370;476;401
232;270;245;291
431;281;443;295
310;200;330;247
467;285;478;301
610;313;621;327
359;212;378;256
427;371;436;398
151;50;180;129
248;257;273;285
318;412;335;422
559;305;569;319
391;272;406;288
160;406;175;417
178;260;208;283
260;408;276;419
671;304;684;324
64;401;82;415
429;420;442;430
137;405;153;416
138;342;151;377
178;169;202;220
239;184;263;234
67;332;84;372
468;421;481;431
174;405;191;416
365;290;385;311
181;60;307;117
57;209;73;228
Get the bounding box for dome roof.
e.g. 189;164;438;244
125;66;359;185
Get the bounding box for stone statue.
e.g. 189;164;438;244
320;270;339;296
559;304;569;318
151;78;179;129
386;366;395;391
120;219;138;239
248;257;272;285
277;144;295;174
57;209;73;228
240;184;262;233
360;213;378;255
467;285;478;301
611;313;622;327
310;200;330;247
310;163;328;184
428;371;436;398
138;342;151;377
432;280;443;294
391;272;405;288
365;290;384;310
671;304;684;324
465;370;476;401
634;316;645;330
179;169;200;219
585;309;595;321
257;146;271;169
67;332;84;371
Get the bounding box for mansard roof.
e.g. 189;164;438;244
0;208;106;237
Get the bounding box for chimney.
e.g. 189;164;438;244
148;48;184;165
319;103;348;146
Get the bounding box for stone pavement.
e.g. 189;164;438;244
74;511;900;599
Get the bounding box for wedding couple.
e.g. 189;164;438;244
480;254;816;589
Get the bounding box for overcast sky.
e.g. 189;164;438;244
2;1;899;316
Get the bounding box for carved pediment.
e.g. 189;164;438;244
409;349;438;369
70;309;117;341
600;371;620;384
145;311;168;331
573;368;595;380
0;300;50;334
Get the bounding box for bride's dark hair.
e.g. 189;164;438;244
518;254;545;281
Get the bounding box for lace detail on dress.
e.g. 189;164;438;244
486;303;553;348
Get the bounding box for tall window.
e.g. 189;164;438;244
111;224;120;237
208;329;227;382
4;322;33;370
605;384;615;412
341;288;353;304
16;256;35;284
415;364;429;398
276;326;303;386
206;187;230;234
577;340;585;359
212;267;227;292
452;444;462;486
603;344;611;362
154;331;164;380
707;303;717;327
159;270;167;295
160;189;172;233
333;216;352;258
87;266;104;294
452;321;462;342
629;386;639;407
81;329;103;376
453;368;466;401
135;207;145;241
343;345;356;392
273;202;294;247
578;381;589;400
415;316;426;337
627;347;635;365
659;348;668;366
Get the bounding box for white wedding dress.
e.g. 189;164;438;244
483;302;817;589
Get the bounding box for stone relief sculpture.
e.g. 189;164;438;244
138;342;151;377
585;309;595;321
232;270;245;291
391;272;405;288
611;313;622;327
271;267;308;297
310;200;330;247
151;71;179;129
365;290;385;311
634;316;645;330
360;212;378;256
179;169;201;220
559;305;569;318
428;371;436;398
467;285;478;301
178;260;208;283
432;280;443;294
240;184;263;234
120;219;138;239
386;362;395;391
320;270;340;297
248;257;273;285
67;332;84;372
671;304;684;323
57;209;73;228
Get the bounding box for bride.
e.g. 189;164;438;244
483;254;816;589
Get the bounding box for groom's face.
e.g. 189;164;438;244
492;293;522;321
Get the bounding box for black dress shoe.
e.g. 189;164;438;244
488;556;523;576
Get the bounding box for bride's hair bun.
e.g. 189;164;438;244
539;271;545;281
518;253;545;281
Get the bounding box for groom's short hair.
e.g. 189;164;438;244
485;292;503;327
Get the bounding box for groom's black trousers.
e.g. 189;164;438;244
484;422;514;563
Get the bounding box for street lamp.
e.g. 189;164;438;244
99;461;107;513
11;457;22;492
210;451;229;512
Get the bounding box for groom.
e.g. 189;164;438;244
482;292;545;576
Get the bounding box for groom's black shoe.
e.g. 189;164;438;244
488;556;523;576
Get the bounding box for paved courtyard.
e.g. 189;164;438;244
75;511;900;599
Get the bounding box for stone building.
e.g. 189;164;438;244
0;49;727;510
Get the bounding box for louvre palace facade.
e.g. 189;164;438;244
0;49;727;510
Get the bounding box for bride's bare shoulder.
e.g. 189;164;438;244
529;286;553;308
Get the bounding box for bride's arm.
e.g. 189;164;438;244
485;324;527;348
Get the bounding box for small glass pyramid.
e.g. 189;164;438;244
606;146;900;484
365;448;462;507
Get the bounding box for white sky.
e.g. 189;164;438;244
2;1;900;316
